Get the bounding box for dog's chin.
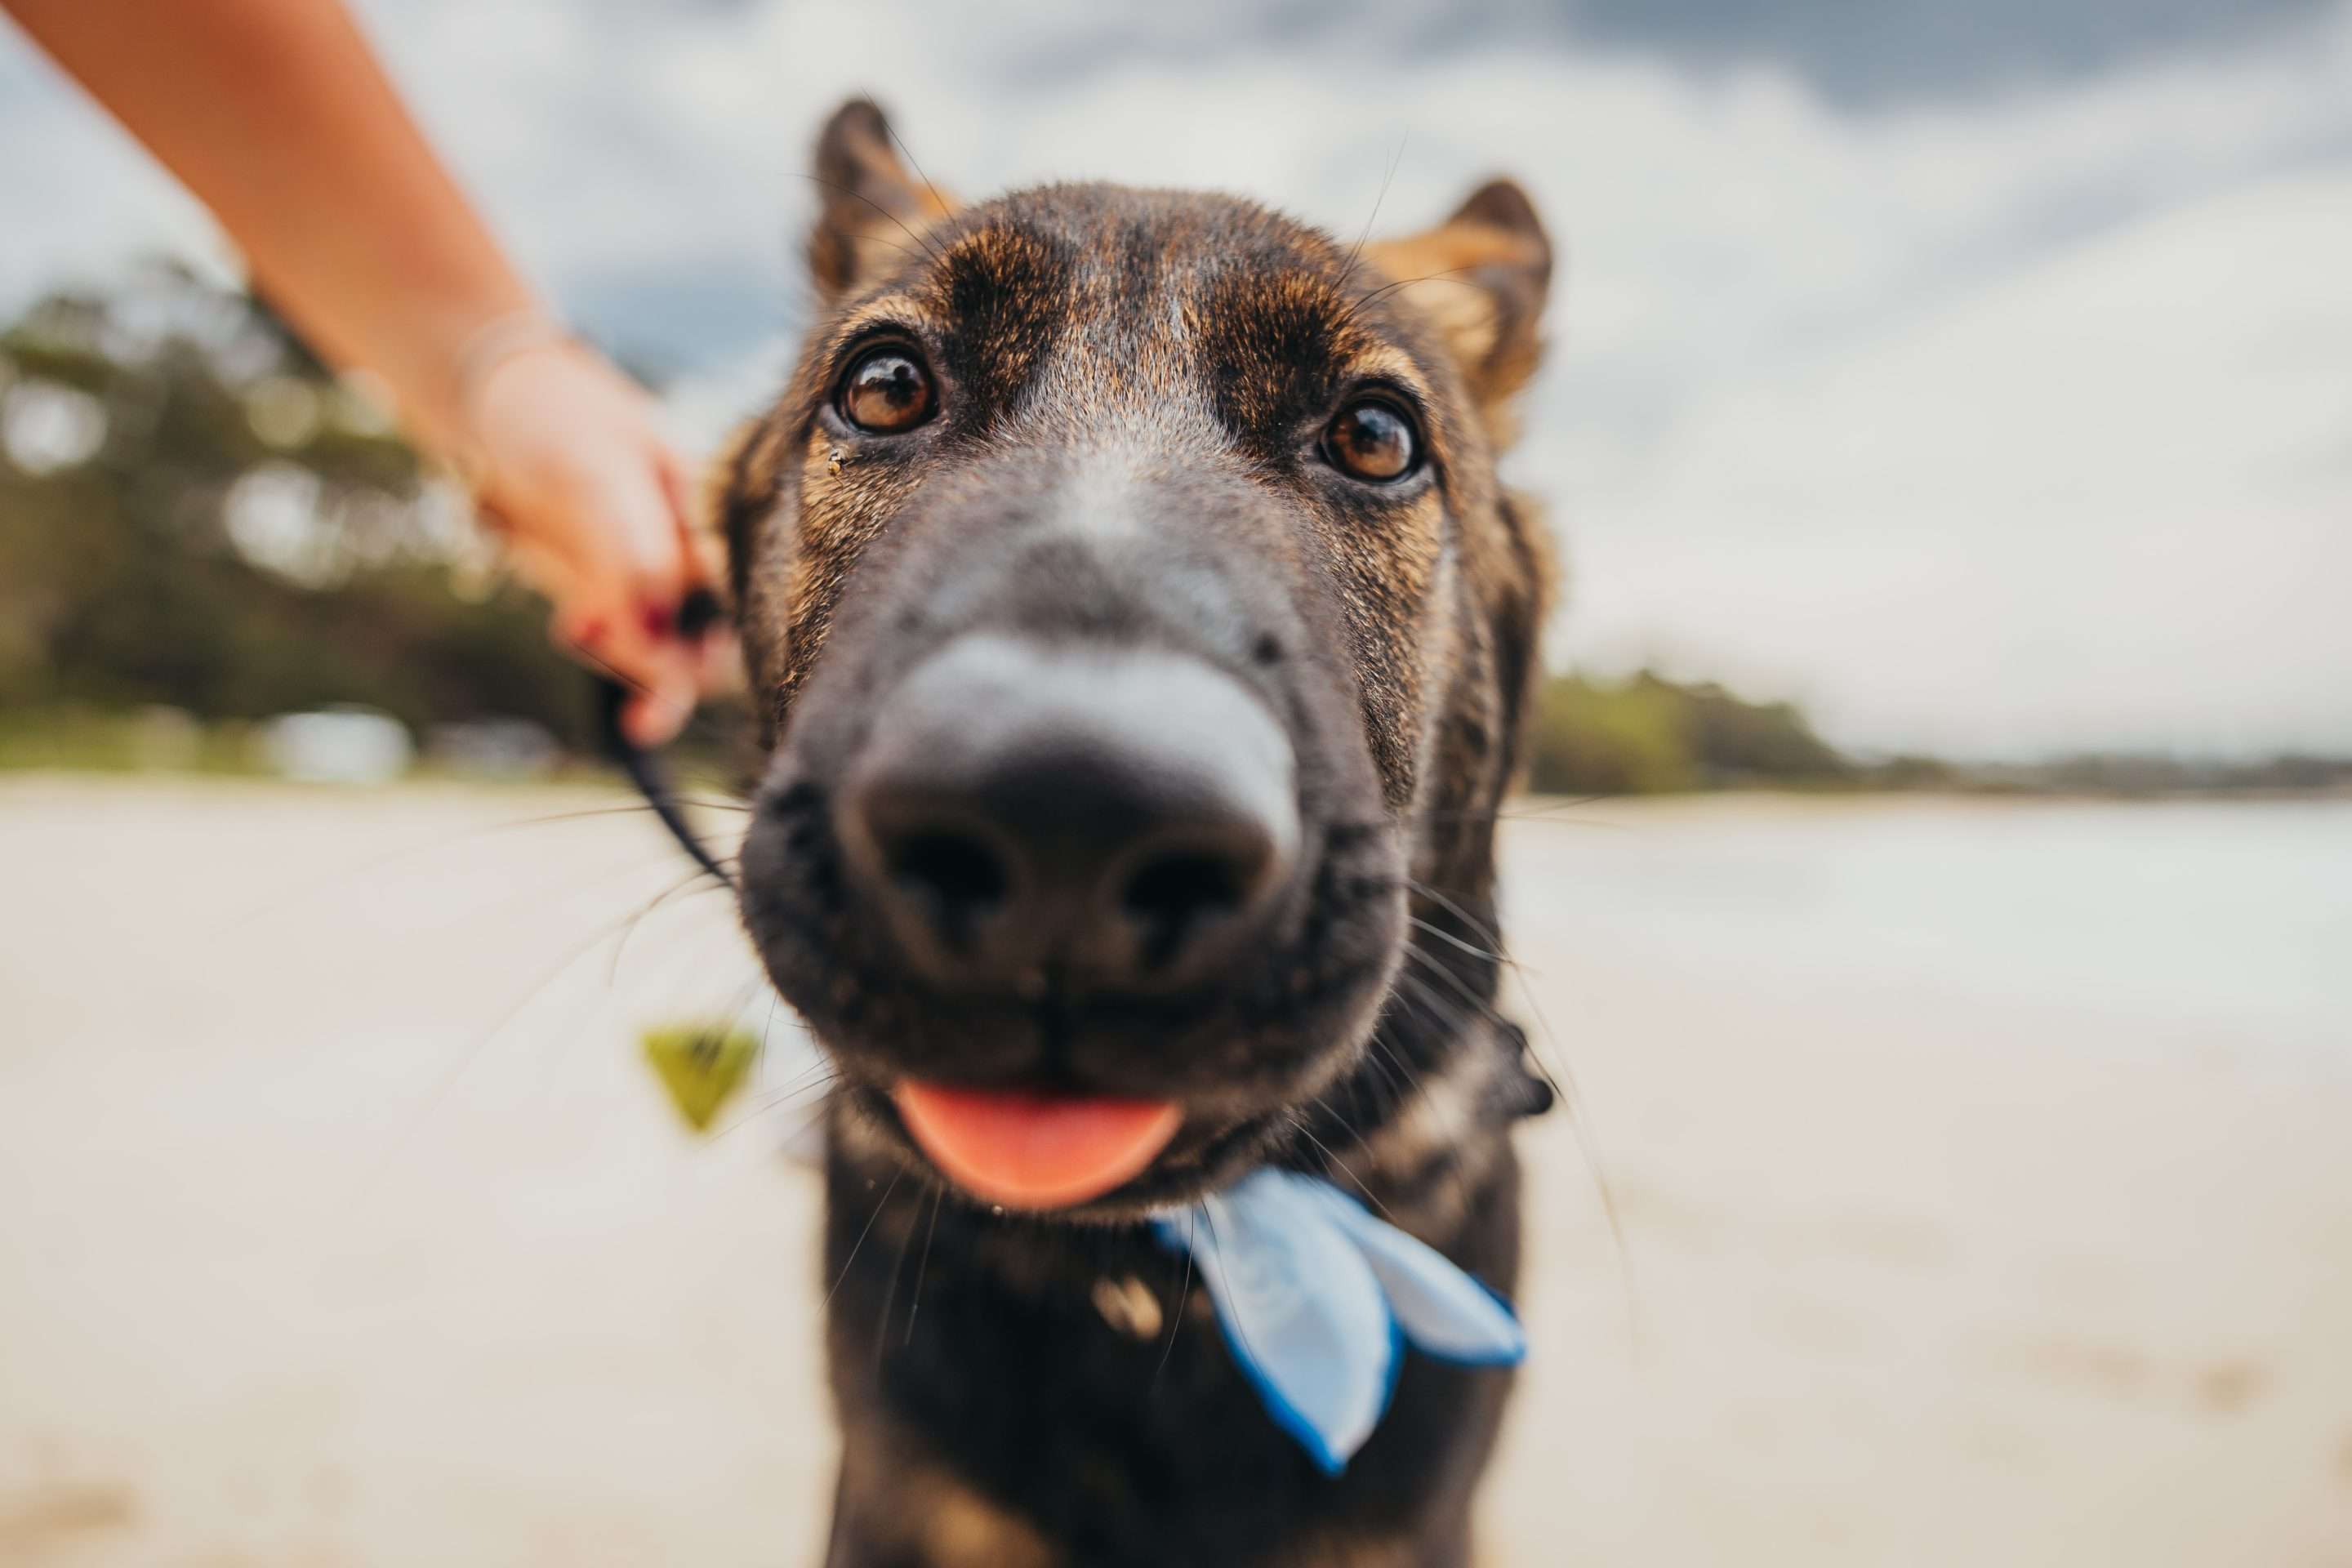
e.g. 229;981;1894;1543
833;1077;1303;1223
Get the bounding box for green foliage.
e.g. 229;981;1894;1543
1526;670;1852;795
0;264;592;750
1527;672;1696;795
0;705;260;774
1522;671;2352;798
1963;752;2352;795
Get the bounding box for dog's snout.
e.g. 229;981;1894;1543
838;637;1298;995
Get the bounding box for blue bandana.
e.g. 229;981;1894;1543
1150;1167;1526;1475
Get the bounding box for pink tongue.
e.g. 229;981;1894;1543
892;1082;1183;1210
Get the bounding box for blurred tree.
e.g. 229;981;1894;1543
1673;676;1851;785
0;261;591;748
1525;669;1852;795
1526;671;1699;795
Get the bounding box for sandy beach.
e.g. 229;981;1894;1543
2;777;2347;1566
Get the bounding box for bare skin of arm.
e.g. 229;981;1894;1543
4;0;719;742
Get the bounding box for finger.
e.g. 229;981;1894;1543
695;626;745;697
531;480;686;684
656;447;716;589
621;662;700;748
545;568;634;679
579;606;688;700
599;597;704;741
608;448;694;608
550;555;672;699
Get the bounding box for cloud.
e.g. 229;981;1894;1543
1557;168;2352;755
1558;0;2332;106
0;24;232;303
3;1;2348;755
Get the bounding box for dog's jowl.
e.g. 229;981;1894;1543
720;99;1557;1568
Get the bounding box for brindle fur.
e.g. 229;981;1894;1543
718;100;1557;1567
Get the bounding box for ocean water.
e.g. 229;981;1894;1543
1499;797;2352;1066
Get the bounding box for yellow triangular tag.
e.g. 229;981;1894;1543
640;1023;760;1133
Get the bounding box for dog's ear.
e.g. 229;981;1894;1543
1362;179;1552;442
807;98;960;300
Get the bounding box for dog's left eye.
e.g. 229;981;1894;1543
1323;397;1421;483
837;346;936;434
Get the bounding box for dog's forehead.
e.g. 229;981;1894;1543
900;184;1415;449
949;184;1343;311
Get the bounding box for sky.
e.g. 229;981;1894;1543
2;0;2347;759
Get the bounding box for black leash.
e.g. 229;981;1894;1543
596;586;736;889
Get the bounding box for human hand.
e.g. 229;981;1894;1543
459;336;731;747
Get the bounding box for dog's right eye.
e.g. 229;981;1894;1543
837;347;936;434
1323;395;1422;483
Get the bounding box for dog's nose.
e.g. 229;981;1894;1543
837;636;1298;996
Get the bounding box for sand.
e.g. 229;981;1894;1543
2;777;2348;1565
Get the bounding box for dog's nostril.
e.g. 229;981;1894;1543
1120;846;1254;969
887;828;1010;943
1125;849;1243;917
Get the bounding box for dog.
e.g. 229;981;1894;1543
715;99;1557;1568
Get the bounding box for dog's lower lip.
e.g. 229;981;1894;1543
891;1081;1183;1211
